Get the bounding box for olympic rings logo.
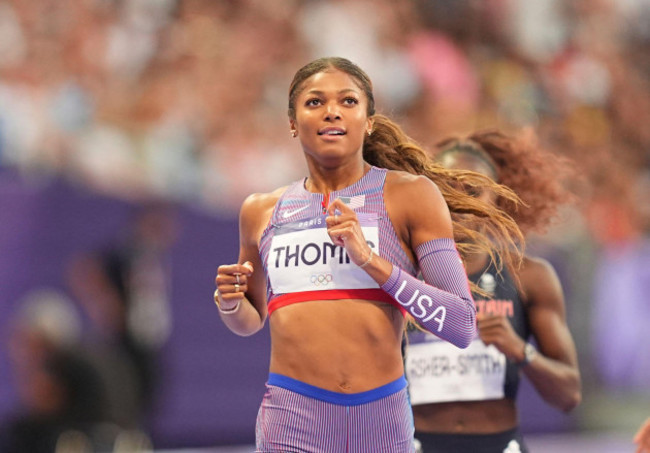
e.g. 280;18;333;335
310;273;333;286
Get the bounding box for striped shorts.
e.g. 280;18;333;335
255;373;416;453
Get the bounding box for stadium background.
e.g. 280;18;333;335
0;0;648;451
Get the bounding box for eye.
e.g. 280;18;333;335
305;98;322;107
467;187;484;198
343;97;359;106
462;184;484;198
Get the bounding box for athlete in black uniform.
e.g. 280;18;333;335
405;130;582;453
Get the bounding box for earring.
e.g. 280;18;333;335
291;130;297;138
367;130;372;136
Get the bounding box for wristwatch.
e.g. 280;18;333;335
518;342;537;367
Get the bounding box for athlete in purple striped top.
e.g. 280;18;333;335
214;57;523;452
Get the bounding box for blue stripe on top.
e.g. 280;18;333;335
415;237;458;259
267;373;408;406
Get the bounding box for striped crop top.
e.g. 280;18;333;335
259;166;417;316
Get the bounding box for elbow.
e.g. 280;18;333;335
453;311;477;349
560;389;582;413
452;320;476;349
454;334;473;349
562;377;582;412
455;308;477;349
555;373;582;412
562;370;583;412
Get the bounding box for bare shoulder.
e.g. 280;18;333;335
240;186;287;216
519;255;564;306
384;170;447;207
239;186;288;244
520;255;558;281
383;169;453;246
385;169;440;192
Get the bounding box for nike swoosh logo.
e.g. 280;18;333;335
282;205;309;218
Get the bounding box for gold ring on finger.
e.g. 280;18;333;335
234;283;240;292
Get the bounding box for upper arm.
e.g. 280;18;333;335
237;189;283;319
384;172;454;255
521;257;579;367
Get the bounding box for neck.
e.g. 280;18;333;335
305;160;370;194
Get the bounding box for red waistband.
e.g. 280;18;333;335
268;288;406;317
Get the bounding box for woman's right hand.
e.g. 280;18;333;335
215;261;254;311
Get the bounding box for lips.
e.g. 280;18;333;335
317;127;346;136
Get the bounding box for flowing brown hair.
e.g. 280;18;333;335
288;57;524;274
436;130;578;237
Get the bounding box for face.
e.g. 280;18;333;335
439;151;497;204
290;69;373;166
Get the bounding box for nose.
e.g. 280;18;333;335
324;103;341;120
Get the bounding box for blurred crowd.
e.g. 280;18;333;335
1;203;177;452
0;0;648;227
1;0;649;450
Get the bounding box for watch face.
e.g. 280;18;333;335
525;343;536;362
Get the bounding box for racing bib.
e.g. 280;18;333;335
267;213;379;294
406;333;507;405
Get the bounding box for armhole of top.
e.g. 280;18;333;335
380;169;418;273
261;183;294;237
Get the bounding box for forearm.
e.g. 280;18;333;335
522;355;581;411
219;298;266;336
363;238;476;347
381;266;476;348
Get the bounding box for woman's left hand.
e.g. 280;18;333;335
477;312;527;362
325;198;372;267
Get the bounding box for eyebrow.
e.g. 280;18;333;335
305;89;360;96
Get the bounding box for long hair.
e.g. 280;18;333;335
436;130;578;236
288;57;524;273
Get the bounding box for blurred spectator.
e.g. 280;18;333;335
0;288;111;453
297;0;421;112
590;170;650;389
0;0;646;215
67;201;178;430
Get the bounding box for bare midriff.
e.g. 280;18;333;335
412;399;518;434
269;298;405;393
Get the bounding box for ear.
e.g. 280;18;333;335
289;119;297;137
366;117;374;136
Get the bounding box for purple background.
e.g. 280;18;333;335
0;170;574;448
